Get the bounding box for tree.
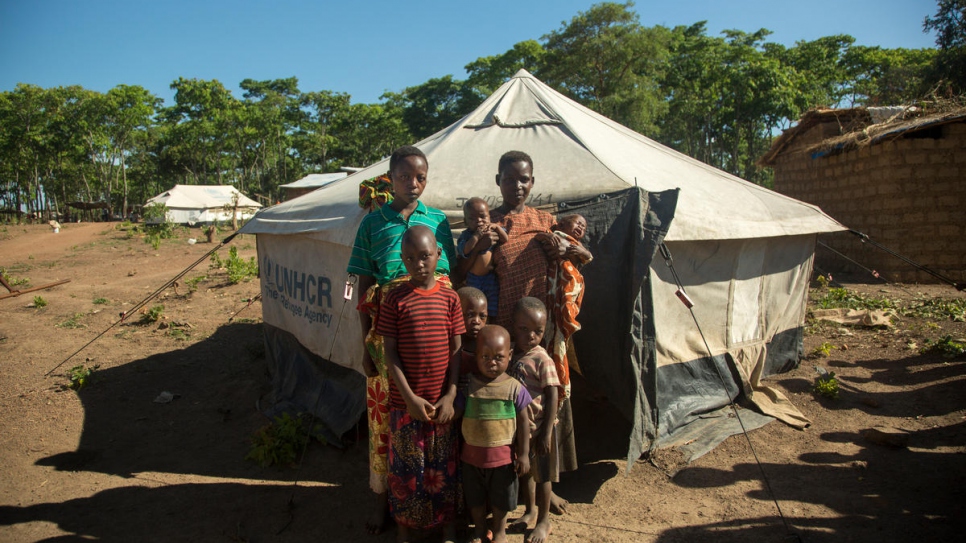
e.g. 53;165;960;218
294;90;351;173
923;0;966;92
465;40;547;95
104;85;159;217
160;78;240;185
384;75;483;140
841;46;936;105
540;1;672;136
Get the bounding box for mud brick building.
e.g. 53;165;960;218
759;106;966;284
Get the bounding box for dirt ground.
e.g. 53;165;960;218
0;222;964;543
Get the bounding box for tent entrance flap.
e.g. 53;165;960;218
561;186;678;468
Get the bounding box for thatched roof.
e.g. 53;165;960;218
759;104;966;166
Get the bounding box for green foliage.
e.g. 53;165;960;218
167;328;189;341
57;313;86;329
901;297;966;322
32;295;47;308
541;1;671;137
142;304;164;323
920;335;966;358
0;3;957;212
67;364;99;390
185;275;207;293
245;412;312;468
815;274;830;288
812;371;840;399
812;342;836;358
211;246;258;284
93;297;109;305
812;287;895;311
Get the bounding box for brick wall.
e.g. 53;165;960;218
772;121;966;284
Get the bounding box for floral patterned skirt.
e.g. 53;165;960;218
387;409;460;529
363;275;451;494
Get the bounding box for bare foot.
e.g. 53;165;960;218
527;519;552;543
549;492;568;515
508;510;536;533
365;493;390;535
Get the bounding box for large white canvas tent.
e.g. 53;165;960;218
145;185;261;225
239;70;845;462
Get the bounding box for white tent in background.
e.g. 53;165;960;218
239;70;845;462
145;185;261;225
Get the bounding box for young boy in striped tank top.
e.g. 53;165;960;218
377;225;466;543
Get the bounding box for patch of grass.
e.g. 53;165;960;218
57;313;86;328
93;297;109;305
33;295;47;308
920;335;966;358
67;364;99;390
812;371;839;399
245;412;323;468
166;328;189;341
1;267;31;287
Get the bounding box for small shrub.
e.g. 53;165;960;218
141;304;164;323
185;275;207;294
812;371;839;399
93;297;109;305
67;364;98;390
920;336;966;358
33;295;47;308
246;412;313;468
815;274;830;288
812;342;836;358
211;246;258;284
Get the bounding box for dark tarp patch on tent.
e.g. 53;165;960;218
558;186;678;469
261;323;366;444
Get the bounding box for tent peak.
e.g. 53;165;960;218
511;68;534;79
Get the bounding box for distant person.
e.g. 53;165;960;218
376;225;464;543
454;197;508;317
457;324;531;543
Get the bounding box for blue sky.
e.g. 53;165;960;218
0;0;941;106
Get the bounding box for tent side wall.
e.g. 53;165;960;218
649;235;816;445
256;234;367;434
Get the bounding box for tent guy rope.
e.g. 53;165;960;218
43;232;240;378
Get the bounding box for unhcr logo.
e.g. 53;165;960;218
262;256;333;311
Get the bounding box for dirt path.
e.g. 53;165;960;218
1;223;964;542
